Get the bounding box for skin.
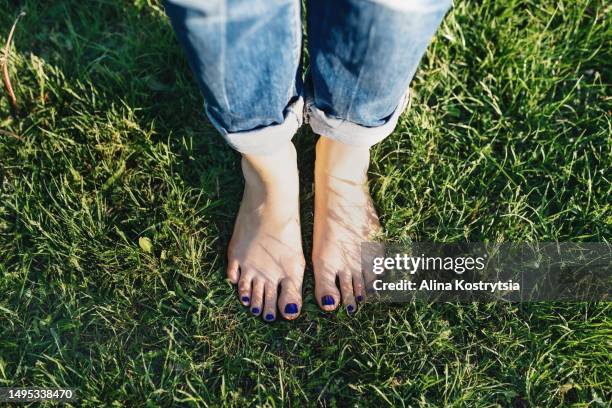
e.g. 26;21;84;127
226;142;305;321
311;136;381;313
226;136;380;320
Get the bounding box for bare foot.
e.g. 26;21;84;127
226;142;305;321
312;136;381;313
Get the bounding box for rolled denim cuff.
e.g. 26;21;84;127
206;97;304;155
306;92;410;148
365;0;452;13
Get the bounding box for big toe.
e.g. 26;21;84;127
278;278;302;320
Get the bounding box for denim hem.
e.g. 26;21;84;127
365;0;452;13
306;92;410;147
208;97;304;155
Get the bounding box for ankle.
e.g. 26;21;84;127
240;142;300;214
315;136;370;183
241;142;299;191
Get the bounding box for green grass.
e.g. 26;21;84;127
1;0;610;406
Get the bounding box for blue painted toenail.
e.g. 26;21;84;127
347;305;355;313
367;288;376;295
265;313;274;321
285;303;298;314
251;307;260;314
357;295;364;302
241;296;249;303
322;295;335;306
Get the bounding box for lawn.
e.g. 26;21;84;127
0;0;610;406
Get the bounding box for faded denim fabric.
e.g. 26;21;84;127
164;0;451;154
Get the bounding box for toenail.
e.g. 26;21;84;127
322;295;335;306
251;307;260;314
285;303;298;314
241;296;249;303
367;288;376;295
265;313;274;321
356;295;364;302
347;304;355;313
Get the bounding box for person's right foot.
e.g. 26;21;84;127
226;142;305;321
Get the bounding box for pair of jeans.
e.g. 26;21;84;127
164;0;451;155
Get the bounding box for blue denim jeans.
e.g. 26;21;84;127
164;0;451;154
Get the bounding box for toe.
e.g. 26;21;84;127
278;278;301;320
249;278;264;316
238;272;253;306
352;271;365;303
339;271;356;314
263;282;278;322
227;259;240;284
314;265;341;312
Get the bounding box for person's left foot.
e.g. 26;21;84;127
311;136;381;313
